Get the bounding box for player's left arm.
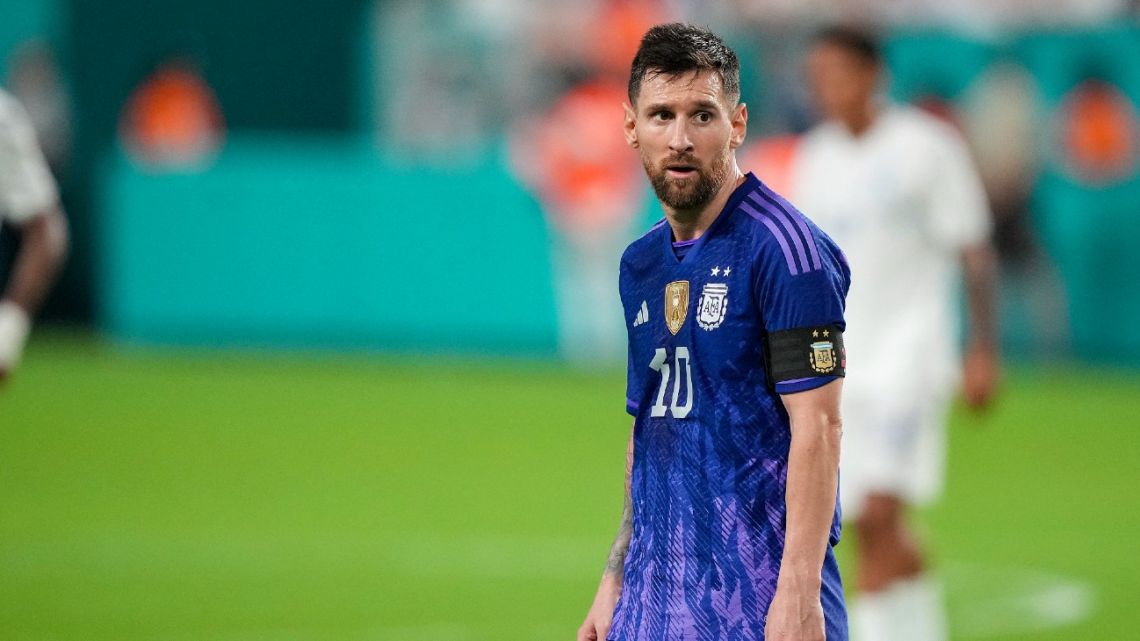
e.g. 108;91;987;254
765;379;842;641
961;241;999;410
927;124;1000;411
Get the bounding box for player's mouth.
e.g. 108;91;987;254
665;164;698;179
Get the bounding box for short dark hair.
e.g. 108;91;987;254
813;25;882;65
628;23;740;105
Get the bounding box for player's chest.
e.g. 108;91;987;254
809;141;931;237
628;252;761;364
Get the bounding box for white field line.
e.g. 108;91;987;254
941;560;1097;638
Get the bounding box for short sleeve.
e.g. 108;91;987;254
923;126;991;251
0;94;59;224
625;341;641;416
752;217;850;395
619;255;641;416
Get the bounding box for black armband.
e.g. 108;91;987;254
765;325;846;383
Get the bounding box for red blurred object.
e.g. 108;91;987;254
1056;79;1139;185
739;135;800;195
514;79;643;234
120;62;225;169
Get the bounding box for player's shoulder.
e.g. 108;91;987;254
620;218;668;271
0;88;33;138
884;105;963;148
734;178;847;279
0;87;24;120
797;120;847;155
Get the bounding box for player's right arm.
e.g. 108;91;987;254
0;206;69;381
0;93;69;381
577;423;633;641
0;92;68;380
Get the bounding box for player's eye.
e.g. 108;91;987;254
695;111;713;123
652;110;673;121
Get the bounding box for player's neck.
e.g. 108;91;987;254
664;168;746;243
841;101;879;137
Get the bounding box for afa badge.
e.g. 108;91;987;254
809;340;837;374
664;280;689;335
697;283;729;330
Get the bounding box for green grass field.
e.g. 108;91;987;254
2;333;1137;641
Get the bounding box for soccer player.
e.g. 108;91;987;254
790;27;1000;641
0;86;69;381
578;24;850;641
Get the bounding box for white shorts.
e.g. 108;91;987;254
838;391;951;521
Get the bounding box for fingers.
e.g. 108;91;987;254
962;348;1000;411
964;369;998;410
579;616;612;641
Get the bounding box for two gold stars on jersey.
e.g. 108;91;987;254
665;266;731;335
809;328;837;374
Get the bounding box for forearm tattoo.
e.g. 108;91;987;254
604;486;633;577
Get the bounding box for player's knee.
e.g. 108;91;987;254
855;493;903;537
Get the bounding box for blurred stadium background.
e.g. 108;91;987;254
1;1;1139;640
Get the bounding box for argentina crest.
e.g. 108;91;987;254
809;338;837;374
664;280;689;335
697;282;729;330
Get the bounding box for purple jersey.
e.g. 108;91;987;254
609;173;849;641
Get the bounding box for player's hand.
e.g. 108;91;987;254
764;580;825;641
0;300;31;383
577;577;621;641
962;341;999;411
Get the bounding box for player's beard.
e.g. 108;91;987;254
645;150;731;212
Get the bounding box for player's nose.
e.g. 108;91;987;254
668;121;694;153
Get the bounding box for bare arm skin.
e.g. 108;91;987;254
0;206;68;380
3;206;69;314
765;379;843;641
960;242;999;410
578;424;634;641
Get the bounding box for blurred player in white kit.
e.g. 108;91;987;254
0;86;69;381
791;27;1000;641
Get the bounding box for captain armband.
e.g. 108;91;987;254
765;324;846;383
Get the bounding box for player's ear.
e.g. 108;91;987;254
729;102;748;150
623;101;639;148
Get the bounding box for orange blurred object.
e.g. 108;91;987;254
518;79;644;234
738;135;800;195
1058;79;1139;184
589;0;664;77
120;62;224;168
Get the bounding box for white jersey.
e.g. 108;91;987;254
791;105;991;406
0;88;59;225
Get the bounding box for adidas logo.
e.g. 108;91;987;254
633;300;649;327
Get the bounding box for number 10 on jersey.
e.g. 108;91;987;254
649;347;694;418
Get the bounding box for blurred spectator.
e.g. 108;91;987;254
961;61;1070;356
6;40;71;176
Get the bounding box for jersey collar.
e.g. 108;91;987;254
661;172;760;265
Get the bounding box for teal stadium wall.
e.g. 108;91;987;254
98;139;559;355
